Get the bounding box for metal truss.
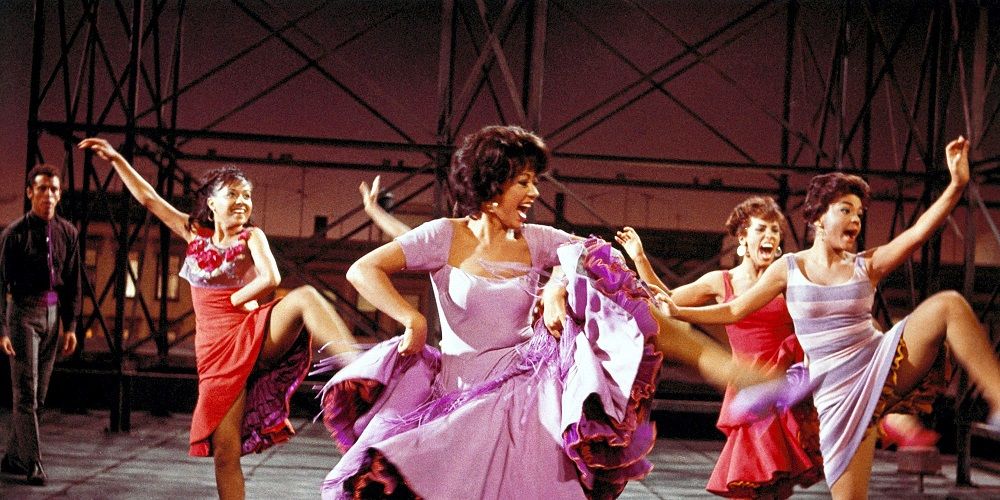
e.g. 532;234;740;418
24;0;1000;479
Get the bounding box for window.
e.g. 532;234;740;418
125;251;140;298
155;254;181;300
83;237;101;285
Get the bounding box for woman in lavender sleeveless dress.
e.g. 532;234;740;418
666;137;1000;498
79;138;360;500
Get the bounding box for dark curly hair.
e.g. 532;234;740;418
802;172;870;224
448;125;549;217
723;196;786;237
186;166;253;230
26;164;60;187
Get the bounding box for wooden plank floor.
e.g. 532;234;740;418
2;409;999;499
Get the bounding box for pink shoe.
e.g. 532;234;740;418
879;417;940;449
986;411;1000;430
730;363;816;424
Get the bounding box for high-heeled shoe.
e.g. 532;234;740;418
878;416;940;449
986;411;1000;430
730;363;817;424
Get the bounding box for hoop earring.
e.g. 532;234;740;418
736;242;747;257
774;246;783;258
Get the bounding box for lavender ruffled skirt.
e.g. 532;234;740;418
318;238;662;499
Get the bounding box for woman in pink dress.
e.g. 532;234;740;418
323;125;812;499
665;137;1000;499
617;197;822;498
79;138;360;500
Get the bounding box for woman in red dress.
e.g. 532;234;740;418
79;138;359;499
618;197;823;498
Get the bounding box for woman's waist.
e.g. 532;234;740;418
190;287;252;324
437;342;528;389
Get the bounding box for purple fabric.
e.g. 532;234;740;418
319;229;659;499
241;330;312;455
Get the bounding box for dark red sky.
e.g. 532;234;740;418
1;1;996;263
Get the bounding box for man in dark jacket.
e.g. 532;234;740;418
0;164;81;486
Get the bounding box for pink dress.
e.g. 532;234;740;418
706;271;823;498
319;219;662;499
180;227;312;457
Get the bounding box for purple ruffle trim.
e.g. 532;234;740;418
318;236;661;498
317;344;441;452
240;332;312;455
561;237;663;498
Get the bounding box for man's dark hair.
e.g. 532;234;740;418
26;164;60;188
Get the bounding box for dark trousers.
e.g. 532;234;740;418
4;296;59;466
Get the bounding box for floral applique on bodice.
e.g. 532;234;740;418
179;227;256;288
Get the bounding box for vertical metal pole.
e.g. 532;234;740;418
554;192;565;226
435;0;456;219
780;0;796;168
111;0;144;433
25;0;46;189
78;1;99;358
522;0;546;132
956;4;987;486
157;0;186;362
859;18;874;251
837;12;848;169
426;0;456;347
779;2;796;249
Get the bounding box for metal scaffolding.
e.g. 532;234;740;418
22;0;1000;482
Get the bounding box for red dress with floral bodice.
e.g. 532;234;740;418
180;227;311;457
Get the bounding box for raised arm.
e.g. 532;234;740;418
78;138;193;241
346;240;426;355
360;176;411;239
229;227;281;307
615;226;670;292
668;258;787;324
866;136;970;282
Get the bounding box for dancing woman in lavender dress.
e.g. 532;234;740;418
321;126;663;499
323;125;809;499
666;137;1000;498
78;138;360;500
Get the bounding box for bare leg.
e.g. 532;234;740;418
260;285;358;366
651;313;771;390
211;390;246;500
829;428;878;500
894;291;1000;410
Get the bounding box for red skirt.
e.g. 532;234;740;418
188;286;311;457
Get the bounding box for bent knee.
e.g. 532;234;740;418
926;290;971;314
288;285;322;303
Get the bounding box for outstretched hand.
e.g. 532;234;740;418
945;136;970;187
359;175;381;212
615;226;645;261
78;138;124;163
